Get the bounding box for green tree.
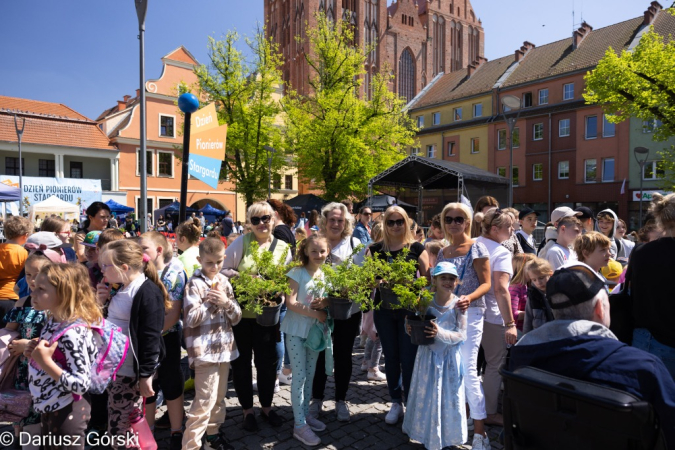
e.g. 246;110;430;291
282;14;417;201
195;29;287;207
584;7;675;187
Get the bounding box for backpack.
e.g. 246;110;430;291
50;319;129;395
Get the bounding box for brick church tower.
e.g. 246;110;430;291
264;0;485;102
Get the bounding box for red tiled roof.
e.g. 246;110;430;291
0;96;115;151
411;55;513;110
0;95;90;121
501;17;644;88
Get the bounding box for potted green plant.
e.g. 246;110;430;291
377;248;418;309
392;277;435;345
231;241;296;326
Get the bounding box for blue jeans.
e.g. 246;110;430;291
633;328;675;380
277;307;290;371
374;308;418;403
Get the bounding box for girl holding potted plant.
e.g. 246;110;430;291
221;201;292;432
283;234;330;446
309;202;362;423
436;202;492;448
403;261;467;449
367;206;430;425
474;207;517;429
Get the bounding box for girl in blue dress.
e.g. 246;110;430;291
403;261;468;449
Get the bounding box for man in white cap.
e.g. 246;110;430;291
537;207;583;258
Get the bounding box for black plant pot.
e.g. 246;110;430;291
328;297;353;320
256;298;282;327
379;287;401;309
407;314;437;346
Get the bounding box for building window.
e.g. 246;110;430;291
558;161;570;179
5;157;24;176
602;158;615;182
273;174;281;189
539;88;549;105
399;48;416;103
136;150;154;176
563;83;574;100
157;151;173;177
585;159;597;183
585;115;598;139
411;147;420;156
603;115;616;137
427;144;436;158
559;118;570;137
158;198;173;209
447;141;455;156
453;107;462;121
643;161;665;180
417;116;424;128
432;112;440;125
473;103;482;117
159;115;175;138
642;119;662;133
39;159;55;177
470;138;479;154
498;129;507;150
533;123;544;140
523;92;533;108
512;167;519;187
512;127;520;148
70;161;83;178
497;167;506;177
533;163;543;181
285;174;293;190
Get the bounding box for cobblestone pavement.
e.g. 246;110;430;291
1;342;504;449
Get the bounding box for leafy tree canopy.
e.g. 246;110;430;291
282;14;417;201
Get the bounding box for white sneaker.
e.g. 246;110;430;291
278;371;293;385
274;378;280;393
252;379;258;391
308;399;323;419
293;424;321;446
385;402;404;425
472;433;490;450
367;368;386;381
306;415;326;432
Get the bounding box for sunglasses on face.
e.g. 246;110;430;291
444;216;465;225
386;219;405;227
250;215;272;226
362;212;372;216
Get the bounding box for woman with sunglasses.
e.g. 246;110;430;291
308;202;363;423
436;202;492;450
365;206;430;425
473;207;518;428
221;201;291;432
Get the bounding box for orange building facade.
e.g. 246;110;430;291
97;47;238;220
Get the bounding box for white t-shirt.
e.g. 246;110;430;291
476;236;513;325
108;274;147;377
546;243;577;271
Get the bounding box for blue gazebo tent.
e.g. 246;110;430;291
199;203;228;224
153;202;198;229
0;183;20;203
105;199;134;214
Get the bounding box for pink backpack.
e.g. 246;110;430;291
49;319;129;395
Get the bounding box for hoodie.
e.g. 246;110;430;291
596;208;619;259
537;226;557;259
510;320;675;447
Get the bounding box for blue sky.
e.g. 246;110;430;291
0;0;652;120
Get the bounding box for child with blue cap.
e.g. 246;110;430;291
403;261;468;449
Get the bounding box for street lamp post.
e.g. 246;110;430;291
263;145;276;200
135;0;148;232
634;146;650;229
501;95;522;207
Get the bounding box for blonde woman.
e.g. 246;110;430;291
309;202;362;422
474;208;517;427
437;202;491;449
366;206;430;424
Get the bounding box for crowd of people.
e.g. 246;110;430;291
0;195;674;450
